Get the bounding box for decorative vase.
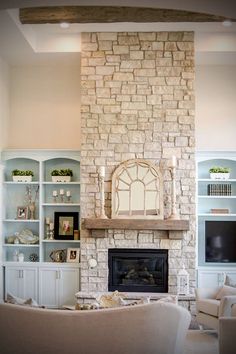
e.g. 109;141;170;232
51;176;71;182
18;253;24;262
29;202;36;220
210;173;230;180
13;175;32;182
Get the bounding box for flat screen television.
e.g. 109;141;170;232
205;221;236;263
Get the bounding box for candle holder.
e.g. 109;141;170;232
59;189;64;203
49;230;54;240
52;190;58;203
98;166;108;219
168;162;179;220
49;223;54;240
45;218;51;239
45;225;50;239
66;195;72;203
66;191;72;203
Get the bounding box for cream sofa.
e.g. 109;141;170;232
195;287;236;330
0;301;190;354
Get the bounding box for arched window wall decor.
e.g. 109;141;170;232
111;159;164;219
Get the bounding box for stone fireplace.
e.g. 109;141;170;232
108;248;168;293
80;31;196;294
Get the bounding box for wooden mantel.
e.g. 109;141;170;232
83;218;189;239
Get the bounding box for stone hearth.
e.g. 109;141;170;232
80;31;196;294
75;291;196;316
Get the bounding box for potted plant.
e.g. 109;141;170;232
209;166;230;180
12;169;34;182
51;169;73;182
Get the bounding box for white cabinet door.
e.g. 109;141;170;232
5;267;38;301
58;268;80;307
39;268;58;308
39;267;80;308
5;268;23;299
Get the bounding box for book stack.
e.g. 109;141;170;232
207;184;232;196
210;208;229;214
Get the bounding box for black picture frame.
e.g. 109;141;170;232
54;212;79;240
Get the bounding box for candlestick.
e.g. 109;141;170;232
52;190;58;203
49;222;54;239
168;162;179;220
97;166;107;219
49;230;54;240
45;219;50;239
59;189;64;203
66;190;72;203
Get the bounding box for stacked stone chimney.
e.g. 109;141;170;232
80;32;196;294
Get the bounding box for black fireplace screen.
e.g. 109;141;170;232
108;249;168;293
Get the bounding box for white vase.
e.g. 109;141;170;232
51;176;71;182
210;173;230;180
13;175;32;182
18;253;24;262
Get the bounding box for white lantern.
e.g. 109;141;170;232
177;265;189;295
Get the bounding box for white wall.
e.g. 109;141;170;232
8;64;81;149
0;56;9;300
195;65;236;151
0;57;9;150
7;63;236;152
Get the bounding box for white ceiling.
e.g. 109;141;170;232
0;1;236;66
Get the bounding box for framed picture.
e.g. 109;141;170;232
66;248;80;263
17;206;28;219
54;212;79;240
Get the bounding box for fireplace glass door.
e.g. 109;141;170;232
108;249;168;293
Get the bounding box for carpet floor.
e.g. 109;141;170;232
184;330;218;354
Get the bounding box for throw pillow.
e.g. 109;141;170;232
157;295;178;305
215;285;236;300
96;290;126;308
224;275;236;288
6;293;39;307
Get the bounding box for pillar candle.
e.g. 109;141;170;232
59;189;64;195
46;217;50;225
171;155;177;168
49;222;54;230
66;190;71;197
99;166;105;177
52;190;58;197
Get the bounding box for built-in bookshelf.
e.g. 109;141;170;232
0;150;81;306
197;151;236;287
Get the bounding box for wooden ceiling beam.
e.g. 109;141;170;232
19;6;234;24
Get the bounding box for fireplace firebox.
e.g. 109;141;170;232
108;248;168;293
